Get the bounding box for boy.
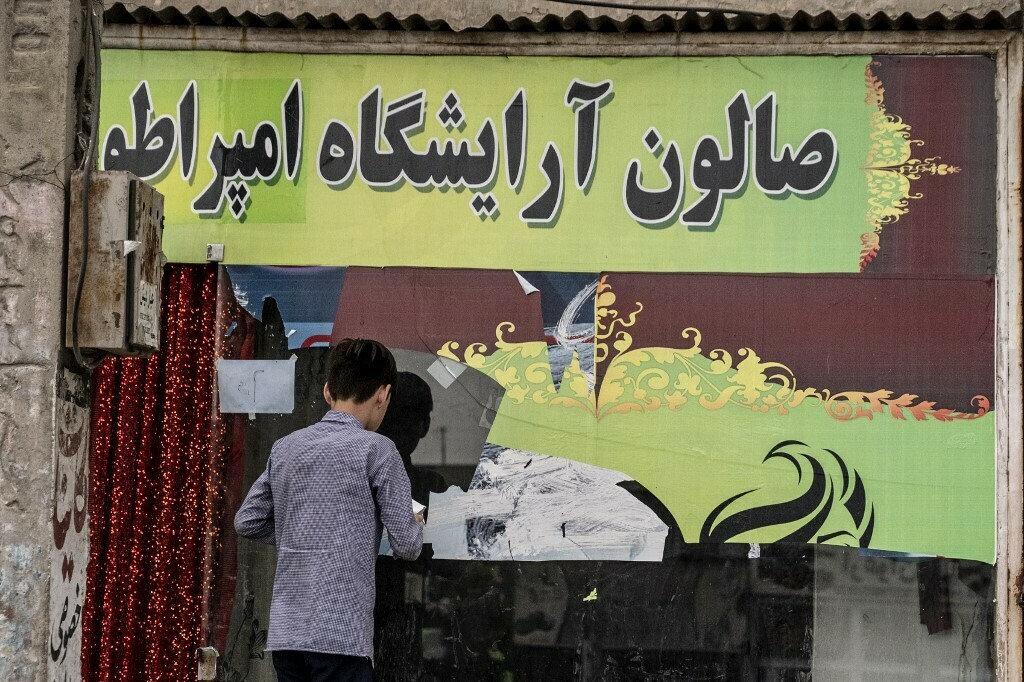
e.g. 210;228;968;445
235;338;423;682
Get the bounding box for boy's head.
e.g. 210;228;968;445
324;338;398;430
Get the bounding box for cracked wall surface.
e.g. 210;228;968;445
0;0;83;679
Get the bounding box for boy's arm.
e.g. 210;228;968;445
369;438;423;560
235;454;276;545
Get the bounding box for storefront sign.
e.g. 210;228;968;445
100;51;997;564
100;52;883;272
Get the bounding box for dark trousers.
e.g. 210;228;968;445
272;650;373;682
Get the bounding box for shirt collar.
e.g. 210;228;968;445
322;410;364;428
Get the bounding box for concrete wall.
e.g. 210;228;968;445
0;1;84;680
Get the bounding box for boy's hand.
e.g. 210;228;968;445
415;512;425;526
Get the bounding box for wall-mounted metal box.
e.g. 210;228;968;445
65;170;165;355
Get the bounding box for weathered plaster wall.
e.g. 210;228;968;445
106;0;1022;29
49;369;90;681
0;0;84;679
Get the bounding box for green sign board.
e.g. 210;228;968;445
101;51;878;272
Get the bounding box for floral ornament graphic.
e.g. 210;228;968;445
438;275;989;423
860;61;960;270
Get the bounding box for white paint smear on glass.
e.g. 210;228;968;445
425;448;668;562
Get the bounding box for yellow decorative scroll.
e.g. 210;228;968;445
438;276;990;423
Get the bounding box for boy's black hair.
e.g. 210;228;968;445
326;338;398;404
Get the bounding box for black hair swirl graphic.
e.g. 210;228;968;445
700;440;875;547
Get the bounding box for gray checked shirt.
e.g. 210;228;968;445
234;410;423;660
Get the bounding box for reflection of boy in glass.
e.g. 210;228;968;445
377;372;448;506
373;372;446;681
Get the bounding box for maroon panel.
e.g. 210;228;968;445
599;273;994;411
331;267;545;353
866;56;996;276
208;268;259;654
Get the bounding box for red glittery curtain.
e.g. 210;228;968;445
83;264;219;682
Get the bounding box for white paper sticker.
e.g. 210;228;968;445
206;243;225;261
217;357;297;414
427;356;467;389
135;280;159;348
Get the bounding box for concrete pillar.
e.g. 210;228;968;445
0;0;87;680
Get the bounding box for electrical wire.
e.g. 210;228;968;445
71;1;106;370
544;0;770;17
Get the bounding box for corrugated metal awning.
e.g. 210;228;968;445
102;3;1022;31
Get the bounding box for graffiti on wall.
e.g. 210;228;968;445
48;367;89;681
